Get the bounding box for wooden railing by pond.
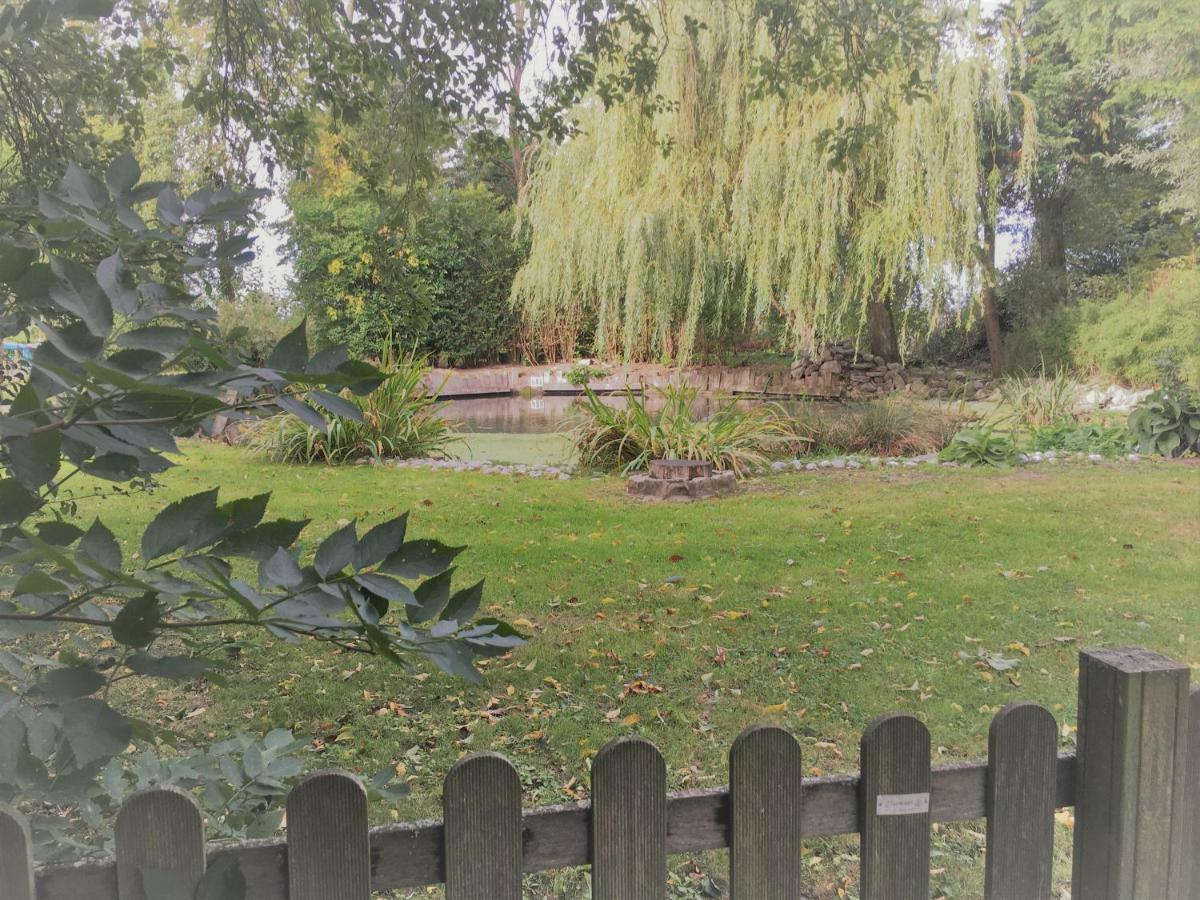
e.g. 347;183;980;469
3;647;1197;899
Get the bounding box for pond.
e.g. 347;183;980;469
440;392;833;434
439;392;838;464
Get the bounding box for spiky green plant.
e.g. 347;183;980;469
572;385;807;475
811;397;971;456
999;369;1082;426
248;349;460;463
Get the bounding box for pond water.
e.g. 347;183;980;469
440;392;836;434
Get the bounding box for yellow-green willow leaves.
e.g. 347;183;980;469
513;0;1035;362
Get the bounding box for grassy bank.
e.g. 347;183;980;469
92;443;1198;896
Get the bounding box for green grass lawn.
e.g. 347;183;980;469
91;442;1198;897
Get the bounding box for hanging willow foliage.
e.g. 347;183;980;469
513;0;1035;362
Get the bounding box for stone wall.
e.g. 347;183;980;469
790;341;995;400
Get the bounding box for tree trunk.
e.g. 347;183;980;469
508;1;527;195
1033;192;1067;301
980;217;1004;377
867;297;900;363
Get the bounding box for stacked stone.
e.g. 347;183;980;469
789;341;906;398
902;369;993;401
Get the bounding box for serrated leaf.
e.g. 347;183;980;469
80;518;121;570
141;489;221;560
379;540;463;579
409;568;454;624
314;521;356;578
440;579;484;624
35;666;105;699
266;319;308;373
112;594;159;648
353;514;408;570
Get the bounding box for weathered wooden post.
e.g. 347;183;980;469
1072;647;1192;899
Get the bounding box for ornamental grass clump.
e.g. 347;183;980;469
999;369;1081;426
572;385;807;475
808;397;969;456
249;349;459;463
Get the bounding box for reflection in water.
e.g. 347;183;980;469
440;393;834;434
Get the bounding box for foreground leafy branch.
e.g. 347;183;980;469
0;155;520;859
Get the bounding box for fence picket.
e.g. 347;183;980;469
859;713;930;900
286;771;370;900
1190;685;1199;900
0;803;34;900
592;736;666;900
114;787;206;900
444;752;522;899
984;702;1057;899
1072;647;1191;899
728;725;803;899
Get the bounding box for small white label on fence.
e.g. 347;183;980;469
875;792;930;816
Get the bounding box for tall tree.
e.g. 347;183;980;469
513;0;1032;365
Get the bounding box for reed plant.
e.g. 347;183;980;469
572;385;807;475
248;348;459;464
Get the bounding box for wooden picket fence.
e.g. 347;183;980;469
2;646;1197;899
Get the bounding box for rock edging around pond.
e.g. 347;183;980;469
372;449;1150;480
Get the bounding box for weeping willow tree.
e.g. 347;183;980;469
513;0;1035;364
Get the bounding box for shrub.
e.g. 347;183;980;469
807;397;969;456
1029;422;1135;456
940;424;1018;466
1127;387;1200;457
217;290;301;366
572;385;806;475
249;349;460;463
565;362;610;386
998;369;1081;427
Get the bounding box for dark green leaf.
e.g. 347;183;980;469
379;540;463;579
307;390;362;422
409;568;454;624
262;548;303;589
36;666;105;699
97;253;139;316
112;594;160;648
440;579;484;624
276;395;326;432
105;152;140;196
35;521;84;546
141;489;221;560
353;514;408;570
48;255;113;337
115;326;192;354
266;319;308;373
79;518;121;569
127;653;212;680
353;573;417;606
0;479;41;524
314;521;356;578
6;428;61;489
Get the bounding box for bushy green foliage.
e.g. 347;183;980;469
572;386;805;475
217;290;300;366
413;186;523;367
998;369;1081;426
1127;387;1200;457
564;362;610;386
940;424;1017;466
1029;422;1135;456
0;158;516;864
803;398;969;457
288;135;521;365
248;351;459;463
1004;261;1200;385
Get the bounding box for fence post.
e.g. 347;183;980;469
728;725;803;899
0;803;34;900
1072;646;1191;899
286;771;371;900
114;786;206;900
984;702;1057;899
444;752;523;900
1190;684;1199;900
859;713;931;900
591;736;666;900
